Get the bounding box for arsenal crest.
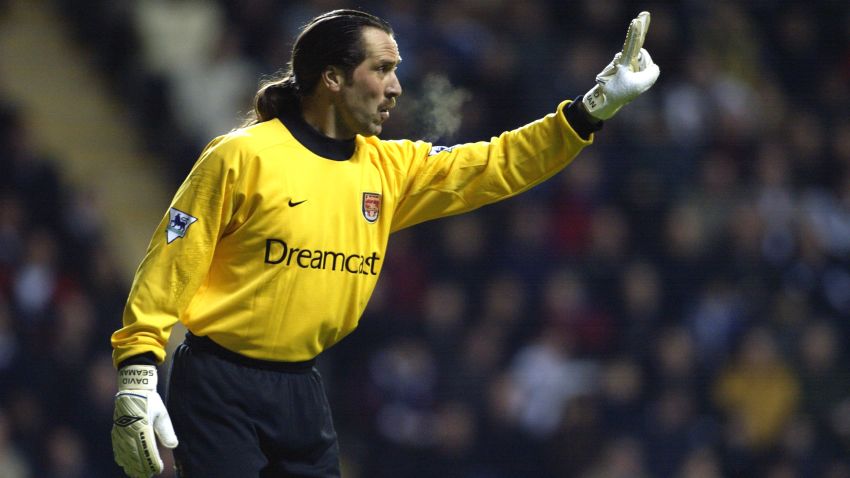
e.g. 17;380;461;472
362;192;381;223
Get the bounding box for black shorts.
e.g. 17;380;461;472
166;333;340;478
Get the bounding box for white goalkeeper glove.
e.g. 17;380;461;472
582;11;660;120
112;365;178;478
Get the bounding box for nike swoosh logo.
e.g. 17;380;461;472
288;199;307;207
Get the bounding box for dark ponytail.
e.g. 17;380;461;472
243;9;392;126
250;75;300;124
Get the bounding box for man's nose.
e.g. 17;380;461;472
387;73;402;98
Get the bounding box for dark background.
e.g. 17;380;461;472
1;0;850;476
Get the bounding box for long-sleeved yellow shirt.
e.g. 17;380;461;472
111;100;593;366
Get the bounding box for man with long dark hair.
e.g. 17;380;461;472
110;9;658;478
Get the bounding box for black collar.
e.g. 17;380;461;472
278;109;356;161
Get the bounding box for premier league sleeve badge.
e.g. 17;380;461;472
166;208;198;244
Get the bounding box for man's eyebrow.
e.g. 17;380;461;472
376;57;402;67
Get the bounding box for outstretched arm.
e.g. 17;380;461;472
385;12;660;231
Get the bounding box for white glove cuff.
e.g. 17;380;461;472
117;365;158;391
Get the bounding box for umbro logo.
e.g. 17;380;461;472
114;415;144;427
288;199;307;207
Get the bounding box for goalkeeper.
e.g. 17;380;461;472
110;9;658;478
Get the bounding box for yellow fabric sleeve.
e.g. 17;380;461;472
386;100;593;232
111;138;236;366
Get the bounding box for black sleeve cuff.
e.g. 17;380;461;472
563;96;603;140
118;352;158;369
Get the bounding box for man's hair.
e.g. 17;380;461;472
244;9;393;126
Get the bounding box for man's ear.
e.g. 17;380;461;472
321;66;345;92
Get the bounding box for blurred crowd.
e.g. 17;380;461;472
2;0;850;476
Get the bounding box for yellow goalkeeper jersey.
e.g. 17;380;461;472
111;100;592;366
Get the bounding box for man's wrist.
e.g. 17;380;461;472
564;96;603;140
117;352;158;369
